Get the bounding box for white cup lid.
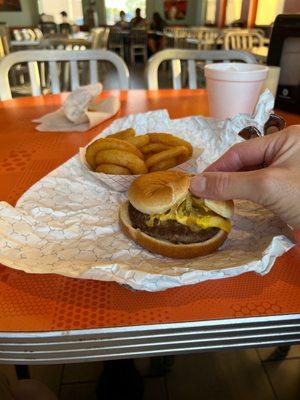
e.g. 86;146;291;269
204;63;269;82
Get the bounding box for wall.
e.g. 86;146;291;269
0;0;39;26
284;0;300;13
146;0;207;26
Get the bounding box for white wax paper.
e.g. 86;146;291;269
0;91;294;291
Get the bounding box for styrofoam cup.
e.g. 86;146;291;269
205;63;269;119
260;66;281;97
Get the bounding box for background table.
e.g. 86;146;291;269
251;46;268;63
0;89;299;365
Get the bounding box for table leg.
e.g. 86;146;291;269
96;359;144;400
265;345;291;362
15;365;30;380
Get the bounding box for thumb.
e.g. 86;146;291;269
190;170;265;203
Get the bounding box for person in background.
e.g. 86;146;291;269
148;12;167;54
60;11;72;35
60;11;70;24
130;8;147;28
114;10;130;30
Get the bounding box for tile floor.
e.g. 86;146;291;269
1;346;299;399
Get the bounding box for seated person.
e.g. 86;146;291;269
150;11;167;32
130;8;147;28
59;11;72;35
148;12;167;54
114;10;130;30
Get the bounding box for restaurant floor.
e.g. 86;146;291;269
102;62;174;90
0;346;299;399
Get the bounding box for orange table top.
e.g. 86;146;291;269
0;89;299;333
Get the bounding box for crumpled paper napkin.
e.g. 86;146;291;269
33;83;120;132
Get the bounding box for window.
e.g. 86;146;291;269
205;0;217;25
105;0;146;26
225;0;243;26
38;0;84;25
255;0;285;26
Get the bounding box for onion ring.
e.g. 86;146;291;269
147;133;193;157
95;150;148;174
107;128;136;139
95;164;131;175
141;143;171;154
125;135;150;148
145;146;188;168
86;137;143;169
149;157;178;172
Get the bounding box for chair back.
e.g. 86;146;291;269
34;28;44;40
91;27;110;49
147;48;257;89
0;25;9;58
109;29;123;46
12;29;23;41
130;29;147;46
60;23;72;35
21;28;36;41
40;22;58;35
0;49;130;100
0;24;9;59
224;31;264;51
199;28;220;42
41;37;90;51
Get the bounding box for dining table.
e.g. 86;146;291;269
251;46;269;63
0;89;299;366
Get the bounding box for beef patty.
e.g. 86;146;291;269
128;202;219;244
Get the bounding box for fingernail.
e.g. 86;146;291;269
191;175;206;193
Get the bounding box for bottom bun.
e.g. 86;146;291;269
119;201;228;259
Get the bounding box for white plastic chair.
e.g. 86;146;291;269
147;49;257;90
91;27;110;49
0;49;130;101
0;26;9;58
34;28;44;40
224;31;264;51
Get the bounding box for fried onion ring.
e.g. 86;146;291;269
125;135;149;148
86;137;143;169
107;128;136;139
145;146;188;169
95;150;148;174
95;164;131;175
147;133;193;157
141;143;171;154
149;157;178;172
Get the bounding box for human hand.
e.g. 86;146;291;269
191;125;300;230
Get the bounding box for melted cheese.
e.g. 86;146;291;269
146;196;231;233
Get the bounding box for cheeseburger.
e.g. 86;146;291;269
119;171;234;259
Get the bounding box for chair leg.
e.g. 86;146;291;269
39;62;46;88
131;49;135;66
62;62;70;91
15;365;30;379
265;345;291;361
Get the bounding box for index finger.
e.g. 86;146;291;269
205;131;286;172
